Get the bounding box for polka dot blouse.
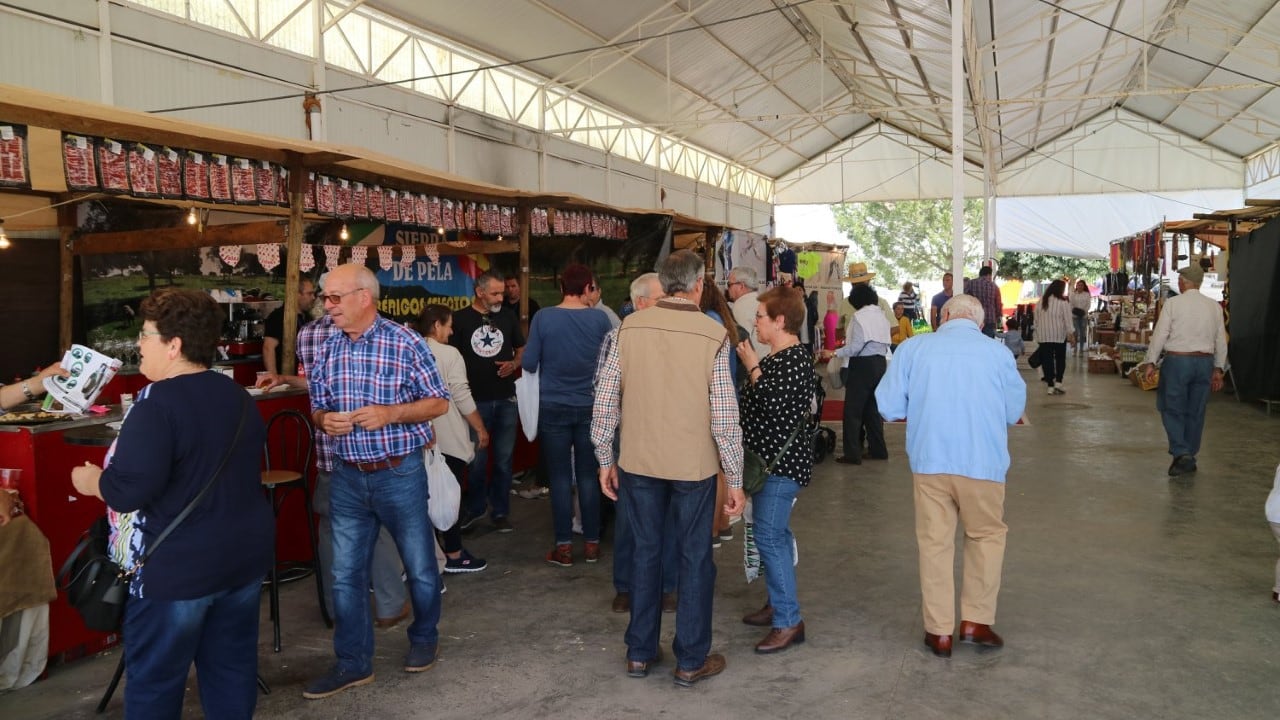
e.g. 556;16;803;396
740;344;818;486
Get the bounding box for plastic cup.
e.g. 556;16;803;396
0;468;22;490
255;371;270;387
120;393;134;413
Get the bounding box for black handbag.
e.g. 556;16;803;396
57;394;250;632
1027;345;1044;369
742;414;807;495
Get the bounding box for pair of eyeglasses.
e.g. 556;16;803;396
138;330;162;341
320;288;365;304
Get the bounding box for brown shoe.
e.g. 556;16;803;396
545;544;573;567
741;603;773;626
672;653;726;687
754;622;805;654
374;601;411;629
923;632;952;658
584;541;600;563
625;649;661;678
958;620;1003;648
662;592;677;614
612;592;630;613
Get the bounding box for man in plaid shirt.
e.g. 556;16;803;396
303;263;450;700
964;265;1004;337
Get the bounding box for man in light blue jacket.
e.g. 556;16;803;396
876;294;1026;659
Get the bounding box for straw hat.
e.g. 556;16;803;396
844;262;876;284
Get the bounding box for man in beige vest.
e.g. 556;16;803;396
592;250;745;688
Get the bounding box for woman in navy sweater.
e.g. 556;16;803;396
73;289;271;720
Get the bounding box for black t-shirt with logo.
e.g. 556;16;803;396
450;305;525;401
262;307;310;371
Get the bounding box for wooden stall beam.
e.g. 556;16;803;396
72;220;288;255
518;204;531;335
57;201;76;353
282;158;306;376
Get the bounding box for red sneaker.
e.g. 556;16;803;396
545;544;573;567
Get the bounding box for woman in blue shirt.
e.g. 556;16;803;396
523;264;613;567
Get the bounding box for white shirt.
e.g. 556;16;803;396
1069;290;1091;313
837;305;892;366
1142;289;1228;369
1267;464;1280;524
426;337;479;463
731;290;769;359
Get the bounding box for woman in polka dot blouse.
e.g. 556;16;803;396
734;286;819;655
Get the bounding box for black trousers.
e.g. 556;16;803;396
1039;341;1067;386
842;355;888;459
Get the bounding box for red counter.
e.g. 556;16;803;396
0;387;315;664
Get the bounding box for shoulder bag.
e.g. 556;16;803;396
741;413;807;496
57;393;250;632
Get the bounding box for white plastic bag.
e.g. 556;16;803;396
425;447;460;531
515;369;539;442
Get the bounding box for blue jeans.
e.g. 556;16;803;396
540;404;601;543
467;398;518;519
614;467;678;594
330;451;441;675
1156;354;1214;458
313;469;407;618
122;579;261;720
753;475;802;628
620;470;717;671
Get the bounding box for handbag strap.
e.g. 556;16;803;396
764;412;808;474
131;392;251;574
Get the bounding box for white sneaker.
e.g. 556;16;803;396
1047;386;1056;395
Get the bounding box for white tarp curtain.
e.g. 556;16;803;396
994;189;1244;258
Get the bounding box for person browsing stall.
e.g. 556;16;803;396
1137;264;1228;477
734;286;819;655
875;294;1026;659
592;250;745;687
302;263;450;700
71;289;273;719
261;277;317;375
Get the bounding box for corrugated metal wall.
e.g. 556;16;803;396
0;1;767;232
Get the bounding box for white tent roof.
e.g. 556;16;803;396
366;0;1280;253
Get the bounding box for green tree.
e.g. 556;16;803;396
997;251;1110;283
832;199;985;286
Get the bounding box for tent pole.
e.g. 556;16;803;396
951;0;966;293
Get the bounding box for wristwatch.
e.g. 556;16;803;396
20;380;35;401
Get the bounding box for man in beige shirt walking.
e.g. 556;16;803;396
592;250;744;688
1139;264;1228;476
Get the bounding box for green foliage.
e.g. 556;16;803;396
831;199;985;285
996;251;1110;283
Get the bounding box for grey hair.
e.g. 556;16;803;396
630;272;661;304
660;250;704;294
474;271;504;293
941;294;983;326
341;263;382;301
729;265;759;289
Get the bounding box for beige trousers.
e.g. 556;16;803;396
913;473;1007;635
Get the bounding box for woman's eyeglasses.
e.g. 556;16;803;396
137;330;162;341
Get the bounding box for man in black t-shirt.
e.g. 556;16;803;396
262;278;316;374
452;271;525;532
503;276;540;323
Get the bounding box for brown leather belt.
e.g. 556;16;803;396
345;454;408;472
1165;351;1211;357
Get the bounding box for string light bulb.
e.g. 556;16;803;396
186;206;198;225
437;227;445;235
339;223;349;241
0;220;9;250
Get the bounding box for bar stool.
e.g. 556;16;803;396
261;409;331;652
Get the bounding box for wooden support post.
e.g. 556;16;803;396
57;201;76;353
281;160;306;375
518;205;531;337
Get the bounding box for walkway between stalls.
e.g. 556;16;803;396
5;352;1280;719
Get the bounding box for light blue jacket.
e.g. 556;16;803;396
875;319;1026;483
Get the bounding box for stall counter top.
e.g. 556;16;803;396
0;387;309;435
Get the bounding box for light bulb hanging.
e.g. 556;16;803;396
339;224;349;241
0;220;9;250
186;206;198;225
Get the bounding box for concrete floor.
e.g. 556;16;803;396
4;353;1280;719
